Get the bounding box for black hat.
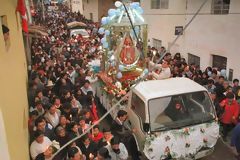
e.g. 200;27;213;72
68;147;79;158
2;25;9;34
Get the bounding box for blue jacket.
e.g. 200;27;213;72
231;123;240;151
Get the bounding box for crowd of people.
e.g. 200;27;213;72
28;4;141;160
27;3;240;160
146;47;240;159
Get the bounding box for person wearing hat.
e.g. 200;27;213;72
2;24;10;41
96;147;111;160
220;92;240;141
105;136;128;160
30;130;52;160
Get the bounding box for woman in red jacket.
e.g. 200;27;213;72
220;92;239;141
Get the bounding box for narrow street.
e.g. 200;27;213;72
202;140;236;160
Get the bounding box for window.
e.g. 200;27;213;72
211;0;230;14
212;55;227;70
175;26;183;35
1;15;10;50
152;38;162;51
151;0;169;9
148;92;215;132
131;93;146;123
188;53;200;66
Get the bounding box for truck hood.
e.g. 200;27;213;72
144;122;219;160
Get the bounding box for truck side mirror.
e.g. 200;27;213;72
143;123;150;132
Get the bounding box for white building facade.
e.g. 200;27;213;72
142;0;240;80
82;0;115;22
71;0;84;13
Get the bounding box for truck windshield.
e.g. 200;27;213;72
148;91;216;132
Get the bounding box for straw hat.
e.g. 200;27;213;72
46;80;54;87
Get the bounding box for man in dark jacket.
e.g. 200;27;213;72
79;135;98;160
111;110;140;160
214;76;226;103
34;116;55;141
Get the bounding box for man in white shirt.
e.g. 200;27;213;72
81;80;95;96
105;136;128;160
30;130;52;160
148;59;171;80
44;103;61;128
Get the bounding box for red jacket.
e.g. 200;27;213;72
90;102;99;122
220;99;239;124
89;132;103;143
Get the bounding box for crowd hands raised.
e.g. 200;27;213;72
28;3;240;160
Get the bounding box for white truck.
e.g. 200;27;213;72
96;77;219;160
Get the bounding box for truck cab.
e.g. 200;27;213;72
126;77;219;159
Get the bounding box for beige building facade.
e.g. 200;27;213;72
0;0;29;160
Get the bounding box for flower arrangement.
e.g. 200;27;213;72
183;128;190;135
203;138;208;143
